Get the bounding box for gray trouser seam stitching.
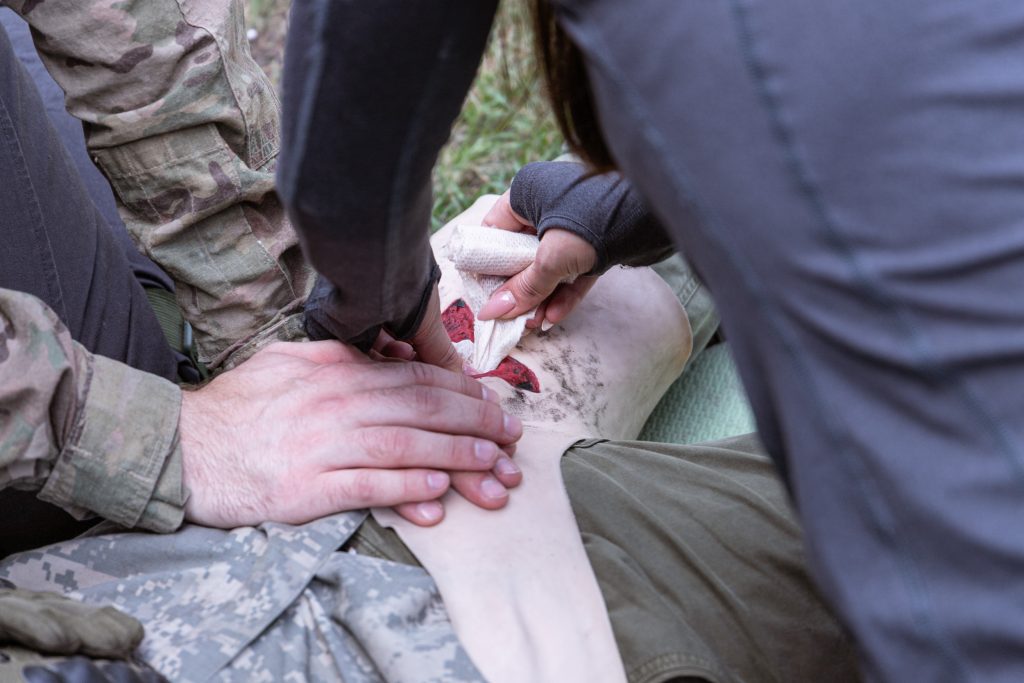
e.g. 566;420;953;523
560;2;968;677
728;0;980;676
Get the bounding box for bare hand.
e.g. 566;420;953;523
368;329;524;516
477;190;599;328
179;341;522;528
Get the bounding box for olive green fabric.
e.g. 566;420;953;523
349;435;857;683
563;435;856;683
144;287;186;354
638;344;756;446
0;585;142;658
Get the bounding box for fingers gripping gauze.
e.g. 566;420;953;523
446;225;540;372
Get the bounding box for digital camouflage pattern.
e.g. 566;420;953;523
0;513;484;683
0;1;485;679
0;647;169;683
3;0;314;371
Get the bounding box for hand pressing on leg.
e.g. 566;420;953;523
178;341;522;528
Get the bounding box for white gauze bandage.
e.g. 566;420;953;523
447;225;540;372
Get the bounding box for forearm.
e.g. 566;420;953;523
6;0;313;370
0;289;186;532
510;161;676;272
278;0;497;343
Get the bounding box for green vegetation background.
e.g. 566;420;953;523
245;0;564;231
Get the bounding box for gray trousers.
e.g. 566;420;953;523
553;1;1024;680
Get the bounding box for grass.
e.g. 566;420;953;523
429;1;564;230
245;0;563;231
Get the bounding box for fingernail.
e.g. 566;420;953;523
503;413;522;439
427;472;449;491
541;318;554;332
495;456;520;477
417;501;444;522
481;476;508;500
478;291;516;320
474;440;498;464
481;385;501;404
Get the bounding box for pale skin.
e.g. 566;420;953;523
401;190;601;361
375;194;693;683
179;339;523;529
478;189;600;327
177;191;594;532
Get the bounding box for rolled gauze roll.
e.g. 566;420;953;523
448;224;540;276
445;224;539;372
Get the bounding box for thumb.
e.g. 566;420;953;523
478;261;561;321
410;317;464;373
406;285;464;373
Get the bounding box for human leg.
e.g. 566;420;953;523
0;23;180;554
557;0;1024;678
349;434;855;683
0;25;178;380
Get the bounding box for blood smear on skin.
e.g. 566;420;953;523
442;299;540;393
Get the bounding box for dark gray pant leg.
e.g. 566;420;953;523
0;24;178;380
0;9;176;295
556;0;1024;679
0;23;181;555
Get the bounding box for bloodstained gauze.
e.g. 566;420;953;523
474;357;540;393
442;299;474;342
441;299;540;393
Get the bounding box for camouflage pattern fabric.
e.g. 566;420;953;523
0;647;169;683
0;0;315;533
0;513;484;682
0;289;185;533
0;579;143;657
2;0;314;371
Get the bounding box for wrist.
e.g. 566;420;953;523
178;389;215;524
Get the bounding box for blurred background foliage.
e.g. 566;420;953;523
245;0;564;231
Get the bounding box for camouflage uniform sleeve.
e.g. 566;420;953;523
0;290;186;533
5;0;314;371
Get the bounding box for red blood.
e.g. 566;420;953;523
473;357;540;393
441;299;540;393
441;299;474;342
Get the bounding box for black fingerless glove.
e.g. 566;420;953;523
510;161;675;273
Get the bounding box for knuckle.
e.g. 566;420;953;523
460;375;481;398
315;395;351;420
515;273;547;302
408;385;442;415
373;428;409;462
400;473;422;502
436;344;461;371
533;247;565;277
447;436;469;465
312;362;350;387
347;470;379;506
477;400;503;435
407;361;435;386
